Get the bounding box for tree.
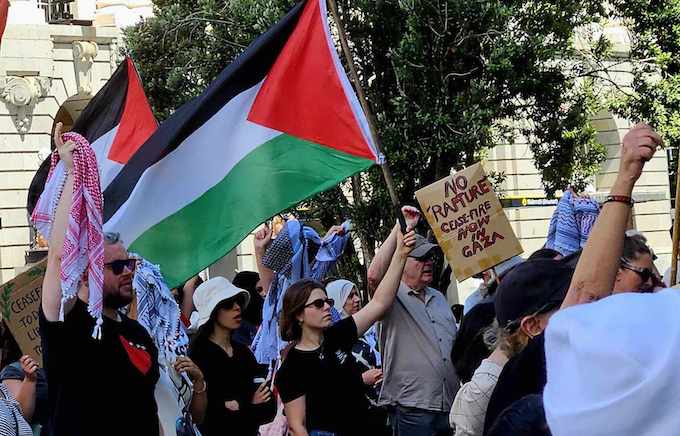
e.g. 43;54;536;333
608;1;680;201
125;0;618;288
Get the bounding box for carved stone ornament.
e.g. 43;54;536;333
0;76;51;133
72;41;99;96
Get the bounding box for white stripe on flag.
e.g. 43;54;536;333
104;81;281;245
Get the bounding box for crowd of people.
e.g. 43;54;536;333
0;120;675;436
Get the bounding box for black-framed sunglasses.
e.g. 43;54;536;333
104;258;138;275
304;298;334;309
218;295;246;311
620;258;654;283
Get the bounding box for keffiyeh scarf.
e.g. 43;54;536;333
133;257;189;365
545;189;599;256
31;132;104;337
252;220;350;363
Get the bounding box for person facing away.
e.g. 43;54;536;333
276;229;417;436
39;125;159;436
450;257;572;436
189;277;276;436
367;207;458;436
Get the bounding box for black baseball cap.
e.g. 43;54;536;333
409;234;441;259
494;257;576;330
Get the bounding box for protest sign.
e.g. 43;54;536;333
0;260;46;364
416;163;523;281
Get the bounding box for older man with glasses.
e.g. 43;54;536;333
367;207;459;436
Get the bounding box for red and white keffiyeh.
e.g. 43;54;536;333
31;132;105;338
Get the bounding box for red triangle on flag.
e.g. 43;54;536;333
108;58;158;164
248;0;375;161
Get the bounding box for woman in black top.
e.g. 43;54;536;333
189;277;276;436
275;230;415;436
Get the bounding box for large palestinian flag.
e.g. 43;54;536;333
103;0;380;287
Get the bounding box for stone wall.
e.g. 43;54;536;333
0;19;120;282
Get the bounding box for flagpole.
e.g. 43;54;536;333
671;168;680;285
326;0;401;212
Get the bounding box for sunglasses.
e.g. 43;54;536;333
104;258;138;275
620;258;654;283
304;298;334;310
219;296;245;311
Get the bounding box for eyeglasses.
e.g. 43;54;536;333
620;258;654;283
104;258;138;275
304;298;334;310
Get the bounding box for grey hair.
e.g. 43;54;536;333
104;232;122;245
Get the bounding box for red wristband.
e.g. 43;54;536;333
603;195;634;207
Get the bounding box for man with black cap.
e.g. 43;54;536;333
481;256;576;434
368;207;458;436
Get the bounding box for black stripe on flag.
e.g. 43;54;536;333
102;1;306;222
72;59;129;143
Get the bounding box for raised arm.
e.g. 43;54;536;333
562;124;661;308
367;206;420;294
354;229;416;336
42;123;76;321
254;224;274;296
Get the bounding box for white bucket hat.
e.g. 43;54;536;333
544;289;680;436
192;277;250;329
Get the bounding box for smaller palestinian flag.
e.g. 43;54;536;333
103;0;381;287
72;57;158;189
27;58;157;215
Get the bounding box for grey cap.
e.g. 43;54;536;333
409;234;441;259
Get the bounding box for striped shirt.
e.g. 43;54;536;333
0;383;32;436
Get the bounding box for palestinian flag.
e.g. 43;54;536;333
73;57;158;189
103;0;380;287
27;57;157;215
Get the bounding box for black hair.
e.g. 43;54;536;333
189;294;246;352
623;233;652;262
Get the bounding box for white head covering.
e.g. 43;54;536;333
326;279;356;318
192;277;250;329
544;289;680;436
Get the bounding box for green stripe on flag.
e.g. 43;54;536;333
129;134;373;287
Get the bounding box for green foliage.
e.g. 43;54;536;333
125;0;619;286
610;1;680;144
1;283;14;320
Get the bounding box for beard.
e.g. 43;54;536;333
103;288;134;309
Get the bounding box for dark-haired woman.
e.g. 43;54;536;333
275;230;416;436
189;277;276;436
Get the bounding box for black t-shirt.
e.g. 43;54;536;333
189;339;275;436
483;333;547;434
275;317;368;435
39;299;160;436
